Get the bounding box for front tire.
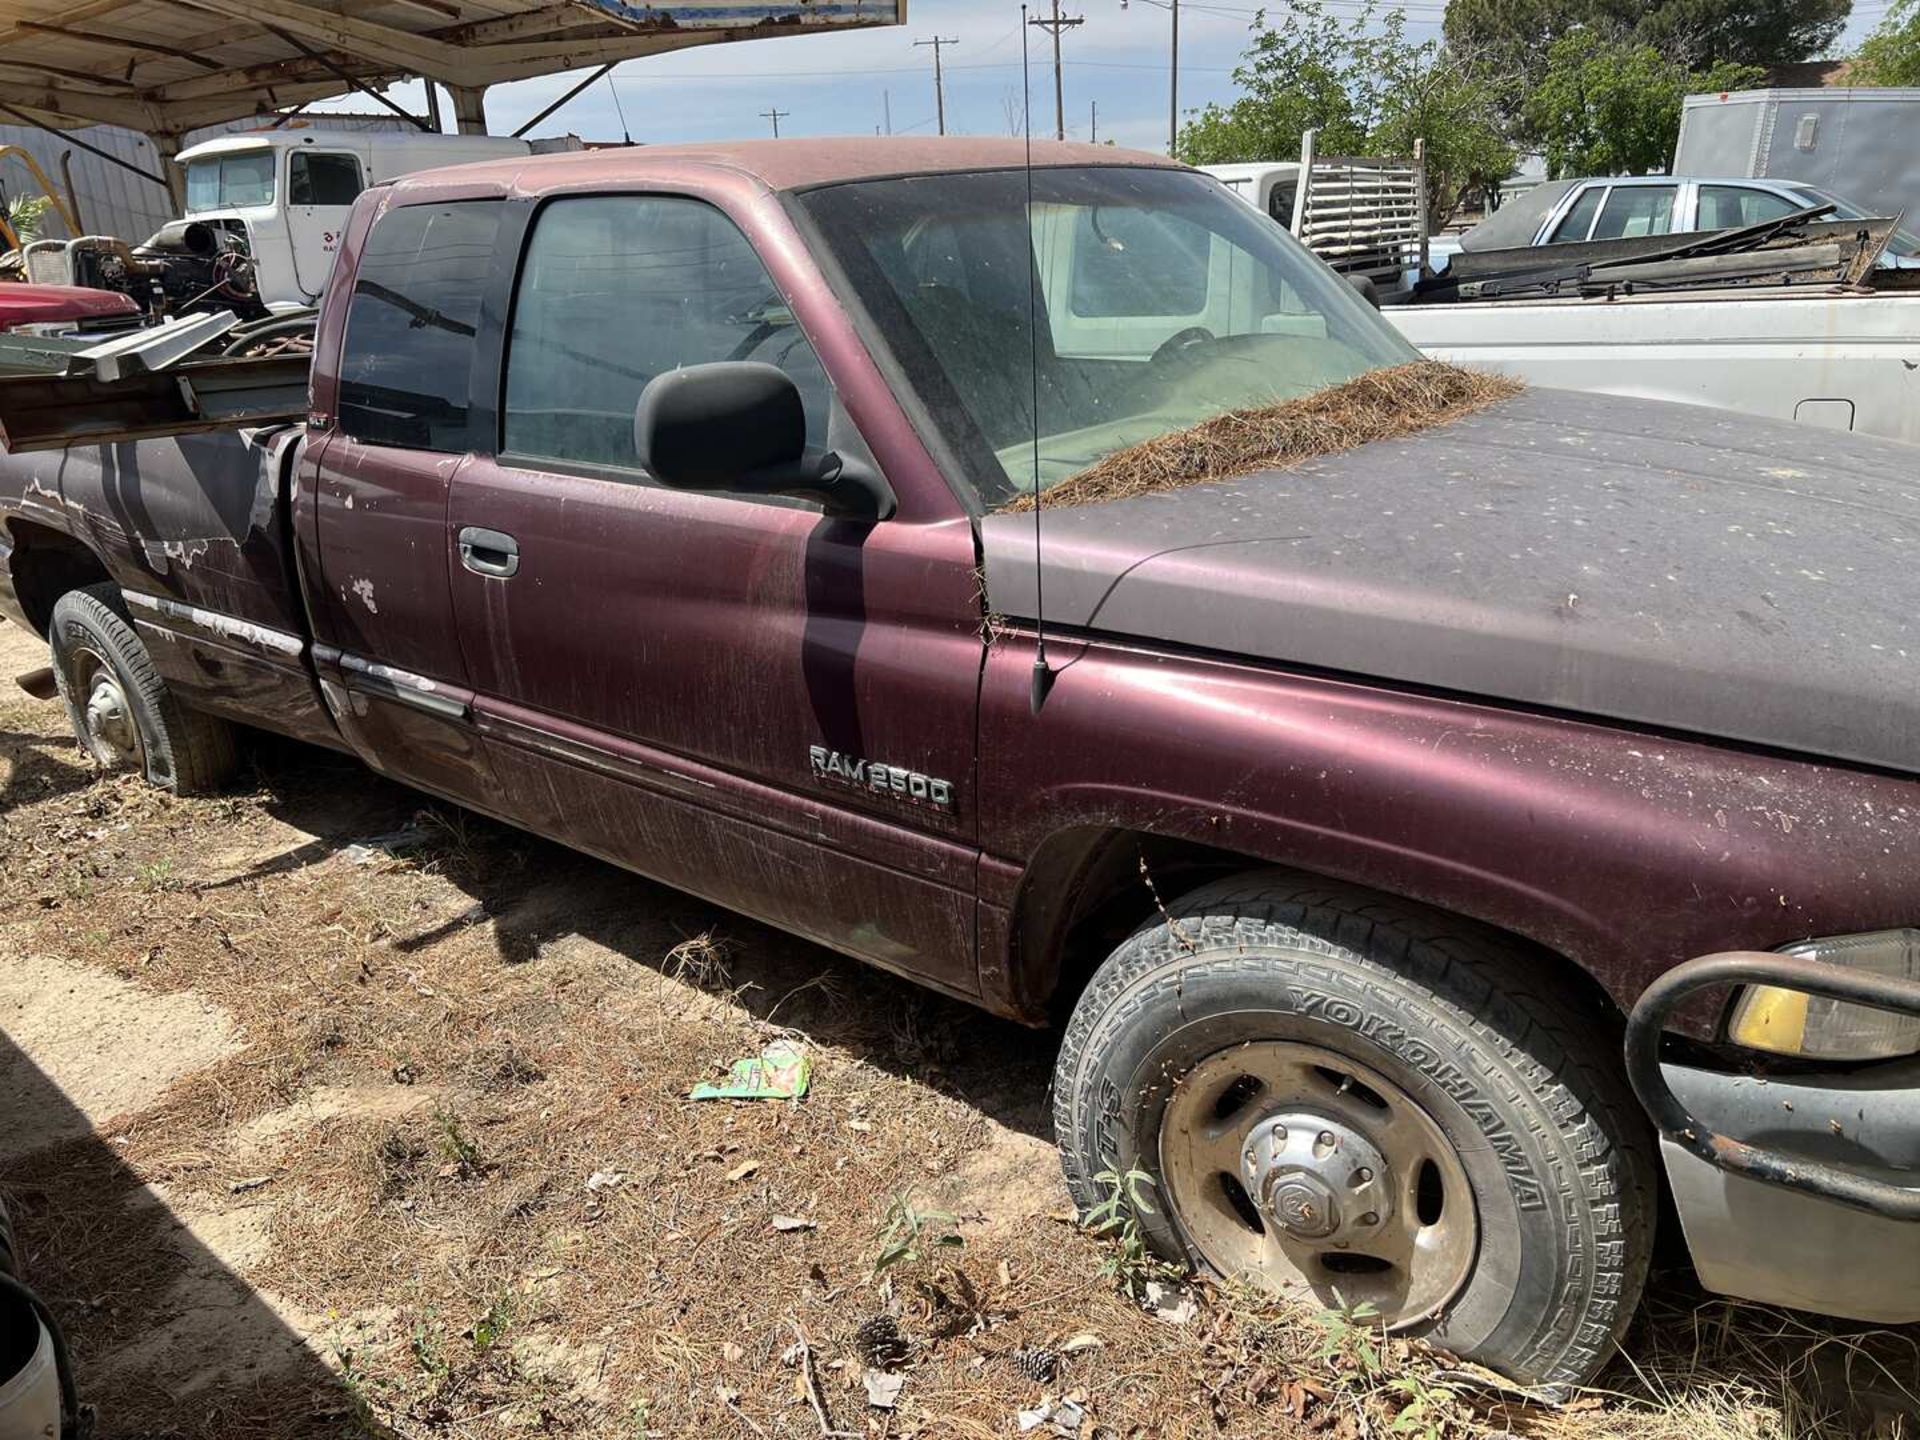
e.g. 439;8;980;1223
49;584;238;795
1052;870;1655;1390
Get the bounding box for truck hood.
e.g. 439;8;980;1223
979;388;1920;774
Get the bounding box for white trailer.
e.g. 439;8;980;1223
1674;88;1920;233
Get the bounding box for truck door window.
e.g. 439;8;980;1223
1698;185;1801;231
1546;186;1605;243
289;152;363;207
1590;185;1676;240
337;200;504;452
1267;180;1298;227
502;195;831;472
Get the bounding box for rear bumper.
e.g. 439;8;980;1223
1657;1057;1920;1323
1628;952;1920;1323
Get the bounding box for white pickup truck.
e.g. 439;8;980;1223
1211;154;1920;446
1386;282;1920;445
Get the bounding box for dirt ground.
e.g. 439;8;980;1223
0;619;1913;1440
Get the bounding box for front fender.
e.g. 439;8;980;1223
977;632;1920;1026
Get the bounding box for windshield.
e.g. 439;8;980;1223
1786;185;1920;258
184;151;275;212
799;166;1417;507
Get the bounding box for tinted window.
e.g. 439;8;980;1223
1069;206;1210;317
1547;186;1604;243
1699;184;1801;231
338;201;503;452
503;195;830;470
1591;185;1676;240
290;151;363;206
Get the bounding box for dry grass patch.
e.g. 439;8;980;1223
0;622;1914;1439
1002;360;1522;513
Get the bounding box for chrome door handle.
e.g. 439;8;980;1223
458;526;519;578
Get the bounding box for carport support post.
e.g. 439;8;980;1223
449;85;489;135
148;133;185;212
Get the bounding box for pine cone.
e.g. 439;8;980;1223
1013;1346;1060;1384
853;1315;910;1370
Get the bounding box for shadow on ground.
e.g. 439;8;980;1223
5;714;1915;1437
0;1031;396;1440
214;733;1058;1143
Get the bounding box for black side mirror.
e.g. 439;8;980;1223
634;362;894;520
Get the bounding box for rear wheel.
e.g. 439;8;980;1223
1052;870;1655;1390
49;584;237;794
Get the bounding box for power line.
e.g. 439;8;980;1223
913;35;959;136
1028;1;1086;141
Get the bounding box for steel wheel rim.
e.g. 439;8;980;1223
1159;1040;1478;1328
74;647;142;769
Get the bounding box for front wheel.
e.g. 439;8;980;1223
49;584;238;794
1052;871;1655;1390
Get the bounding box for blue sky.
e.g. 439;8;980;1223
323;0;1900;155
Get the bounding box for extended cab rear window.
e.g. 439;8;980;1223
337;200;504;452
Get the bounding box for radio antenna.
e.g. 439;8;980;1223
1021;4;1057;713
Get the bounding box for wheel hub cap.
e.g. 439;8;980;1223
1159;1041;1479;1330
84;674;137;761
1243;1114;1392;1246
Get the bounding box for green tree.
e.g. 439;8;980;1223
1447;0;1850;106
1852;0;1920;84
1635;0;1851;71
1523;28;1763;177
1175;1;1371;166
1178;3;1514;226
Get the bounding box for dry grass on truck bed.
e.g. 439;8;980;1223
0;621;1913;1440
1000;361;1523;513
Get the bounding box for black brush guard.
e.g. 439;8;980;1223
1626;952;1920;1221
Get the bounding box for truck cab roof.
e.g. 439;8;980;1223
382;137;1184;201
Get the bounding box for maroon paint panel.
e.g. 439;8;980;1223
977;629;1920;1018
446;468;982;837
475;695;979;997
135;623;340;751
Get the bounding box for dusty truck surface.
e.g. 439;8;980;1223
1;139;1917;1392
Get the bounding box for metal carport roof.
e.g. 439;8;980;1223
0;2;906;143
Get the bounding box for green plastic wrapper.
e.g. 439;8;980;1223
690;1039;810;1101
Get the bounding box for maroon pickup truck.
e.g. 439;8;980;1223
2;140;1916;1390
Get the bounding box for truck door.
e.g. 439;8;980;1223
447;192;983;996
284;147;365;304
303;196;506;811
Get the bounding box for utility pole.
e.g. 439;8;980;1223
761;106;789;138
1168;0;1180;156
1028;1;1084;142
1090;98;1098;144
883;88;893;136
913;36;957;136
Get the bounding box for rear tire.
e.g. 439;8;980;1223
49;584;237;795
1052;870;1655;1390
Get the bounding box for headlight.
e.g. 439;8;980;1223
1727;928;1920;1061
